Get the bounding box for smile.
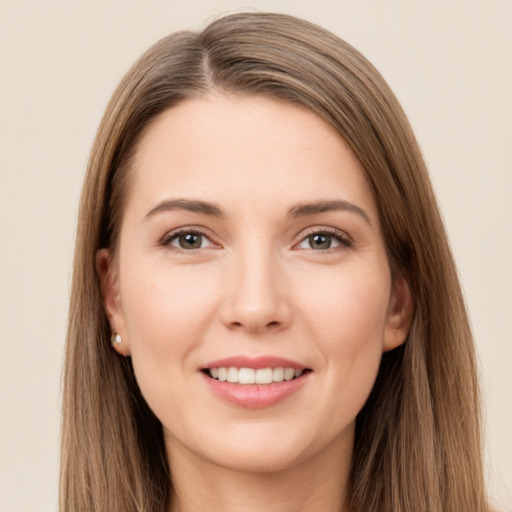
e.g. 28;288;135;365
201;357;311;408
206;367;305;384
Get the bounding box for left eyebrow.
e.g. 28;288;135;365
287;200;372;226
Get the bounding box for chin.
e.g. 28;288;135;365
206;444;308;475
170;421;348;476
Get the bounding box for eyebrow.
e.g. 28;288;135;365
144;198;371;225
144;199;224;221
287;200;371;225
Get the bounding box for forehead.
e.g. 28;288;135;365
128;93;377;220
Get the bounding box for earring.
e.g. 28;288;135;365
110;333;122;347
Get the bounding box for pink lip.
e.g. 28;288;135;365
201;371;310;409
199;355;311;409
203;355;307;370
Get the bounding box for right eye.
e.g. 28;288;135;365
163;230;215;251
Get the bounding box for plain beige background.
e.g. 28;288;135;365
0;1;511;511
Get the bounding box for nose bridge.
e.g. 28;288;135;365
221;238;290;331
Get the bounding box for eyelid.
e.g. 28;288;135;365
293;226;353;250
158;225;352;252
160;226;220;250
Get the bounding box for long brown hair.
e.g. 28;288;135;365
61;12;492;512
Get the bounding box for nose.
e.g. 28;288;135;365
219;246;292;334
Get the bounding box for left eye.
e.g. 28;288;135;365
166;231;214;250
297;232;350;250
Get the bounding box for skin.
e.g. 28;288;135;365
97;94;412;512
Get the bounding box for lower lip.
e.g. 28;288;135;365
201;372;310;409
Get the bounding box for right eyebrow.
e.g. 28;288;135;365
143;198;225;221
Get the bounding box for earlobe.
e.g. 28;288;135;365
383;275;414;352
95;249;131;356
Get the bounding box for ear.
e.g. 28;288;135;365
383;274;414;352
96;249;131;356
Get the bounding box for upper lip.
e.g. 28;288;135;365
202;355;309;370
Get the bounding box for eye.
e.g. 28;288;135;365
296;230;351;251
163;230;216;251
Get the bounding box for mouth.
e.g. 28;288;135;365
200;356;312;407
202;366;312;385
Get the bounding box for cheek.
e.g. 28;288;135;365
120;262;220;372
118;262;225;429
297;262;391;350
296;264;390;415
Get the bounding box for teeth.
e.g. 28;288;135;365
207;366;306;384
256;368;273;384
273;367;284;382
284;368;295;381
239;368;255;384
227;367;238;383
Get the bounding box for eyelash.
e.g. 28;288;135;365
160;227;352;253
295;228;352;252
160;228;218;252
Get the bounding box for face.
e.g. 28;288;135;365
98;94;411;475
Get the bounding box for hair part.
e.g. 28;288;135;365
61;12;492;512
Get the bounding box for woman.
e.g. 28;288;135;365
61;12;493;512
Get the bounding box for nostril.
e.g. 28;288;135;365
228;320;280;329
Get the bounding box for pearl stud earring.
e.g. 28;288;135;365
110;333;122;347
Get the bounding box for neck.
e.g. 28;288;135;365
167;432;352;512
